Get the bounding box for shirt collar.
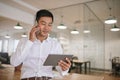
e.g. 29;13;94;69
45;36;51;42
35;35;51;43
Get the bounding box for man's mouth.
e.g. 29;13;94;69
43;31;49;33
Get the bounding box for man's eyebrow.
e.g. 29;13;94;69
40;21;46;23
40;21;52;24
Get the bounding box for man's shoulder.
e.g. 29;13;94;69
19;38;28;42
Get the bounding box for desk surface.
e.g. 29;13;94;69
73;60;90;63
0;64;104;80
53;73;104;80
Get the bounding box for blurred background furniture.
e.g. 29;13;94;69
111;57;120;76
69;56;78;73
72;60;91;74
0;52;10;64
69;56;91;74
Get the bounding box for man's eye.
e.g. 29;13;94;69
42;23;46;25
49;24;52;27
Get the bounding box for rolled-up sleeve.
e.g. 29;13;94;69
56;66;69;76
10;38;33;67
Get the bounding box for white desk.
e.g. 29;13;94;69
72;60;91;74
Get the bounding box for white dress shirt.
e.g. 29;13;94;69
10;37;68;79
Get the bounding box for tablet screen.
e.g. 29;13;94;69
43;54;73;66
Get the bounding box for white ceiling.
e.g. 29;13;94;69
0;0;120;38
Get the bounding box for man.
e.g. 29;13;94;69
10;9;71;80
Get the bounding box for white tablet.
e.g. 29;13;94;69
43;54;73;66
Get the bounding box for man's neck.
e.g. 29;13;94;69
37;35;48;42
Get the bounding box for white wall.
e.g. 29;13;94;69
105;25;120;70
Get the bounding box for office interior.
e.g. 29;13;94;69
0;0;120;80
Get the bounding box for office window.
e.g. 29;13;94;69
0;40;2;52
13;40;19;52
3;40;8;52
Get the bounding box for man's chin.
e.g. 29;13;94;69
36;32;48;37
41;33;48;37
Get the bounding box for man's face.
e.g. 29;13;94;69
37;17;53;37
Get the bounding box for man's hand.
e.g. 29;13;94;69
29;26;40;42
58;58;71;71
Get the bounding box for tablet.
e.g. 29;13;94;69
43;54;73;66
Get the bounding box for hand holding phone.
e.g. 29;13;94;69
29;22;40;42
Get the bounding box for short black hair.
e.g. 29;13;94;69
35;9;54;23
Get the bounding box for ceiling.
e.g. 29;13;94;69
0;0;120;38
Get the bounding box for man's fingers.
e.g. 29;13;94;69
66;58;71;65
58;61;68;71
58;59;71;71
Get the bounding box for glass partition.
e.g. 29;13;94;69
51;3;105;70
83;4;105;69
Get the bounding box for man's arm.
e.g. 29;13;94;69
54;41;71;75
10;38;33;67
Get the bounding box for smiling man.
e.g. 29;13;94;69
10;9;71;80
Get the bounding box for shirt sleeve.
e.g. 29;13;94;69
56;66;69;76
10;38;33;67
54;40;69;76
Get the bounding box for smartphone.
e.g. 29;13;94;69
34;21;41;35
